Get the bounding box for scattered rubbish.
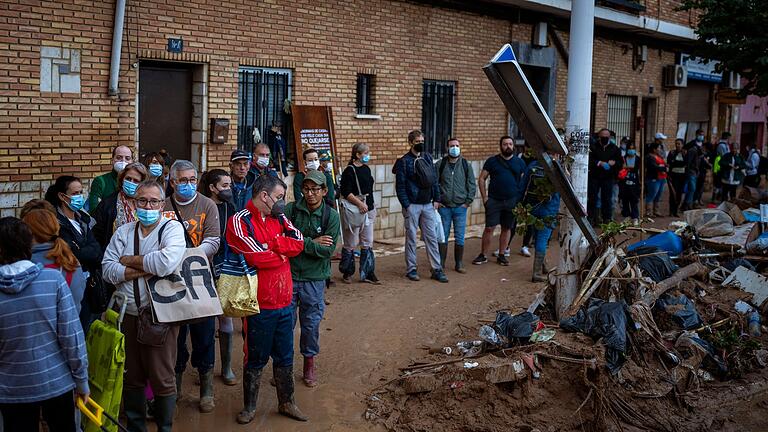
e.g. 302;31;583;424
656;293;704;330
756;349;768;367
449;381;464;389
722;266;768;307
717;201;746;225
746;233;768;254
627;245;678;282
512;359;525;375
456;340;483;357
495;311;540;344
479;325;503;346
463;361;479;369
749;311;762;337
627;231;683;256
684;209;734;237
521;354;541;379
560;298;631;373
723;258;756;272
500;278;509;282
529;328;556;342
735;300;754;314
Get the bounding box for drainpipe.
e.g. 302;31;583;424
108;0;127;96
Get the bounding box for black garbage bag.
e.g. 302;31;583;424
627;246;678;282
560;298;631;373
655;293;703;330
494;311;539;344
723;258;756;272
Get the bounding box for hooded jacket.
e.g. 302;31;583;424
0;261;88;403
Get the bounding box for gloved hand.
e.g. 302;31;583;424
601;162;611;171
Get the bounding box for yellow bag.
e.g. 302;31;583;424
216;245;260;317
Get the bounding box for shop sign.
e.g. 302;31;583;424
680;54;722;82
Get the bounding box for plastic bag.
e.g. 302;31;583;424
627;246;679;282
433;209;445;243
684;209;734;238
560;298;631;373
655;293;703;330
494;311;540;344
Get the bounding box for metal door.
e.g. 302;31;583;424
139;62;193;162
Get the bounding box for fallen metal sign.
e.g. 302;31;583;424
722;266;768;307
483;44;599;247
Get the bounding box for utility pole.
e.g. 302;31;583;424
556;0;595;318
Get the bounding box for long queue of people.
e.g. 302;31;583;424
1;130;569;432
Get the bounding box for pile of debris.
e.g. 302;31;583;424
365;202;768;432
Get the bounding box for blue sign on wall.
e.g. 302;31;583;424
167;38;183;53
680;54;722;83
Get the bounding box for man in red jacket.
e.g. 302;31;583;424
226;175;307;425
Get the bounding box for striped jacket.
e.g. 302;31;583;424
226;199;304;310
0;261;88;403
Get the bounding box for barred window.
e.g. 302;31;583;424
356;74;375;115
422;80;456;158
237;67;292;154
606;94;636;142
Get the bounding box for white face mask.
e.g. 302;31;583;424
325;163;333;173
306;160;320;171
256;156;270;168
114;161;127;172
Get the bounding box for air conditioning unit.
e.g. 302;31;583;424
663;65;688;88
722;71;742;90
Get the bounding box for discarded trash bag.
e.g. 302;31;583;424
723;258;756;272
478;325;502;346
560;298;631;373
675;331;727;375
655;293;703;330
684;209;734;238
494;311;539;344
627;231;683;256
627;246;678;282
746;233;768;254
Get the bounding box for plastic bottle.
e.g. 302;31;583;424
749;311;762;337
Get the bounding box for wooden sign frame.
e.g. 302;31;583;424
291;105;339;178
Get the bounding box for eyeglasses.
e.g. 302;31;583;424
302;186;324;195
136;198;165;208
175;177;197;185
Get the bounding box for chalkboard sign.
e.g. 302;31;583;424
291;105;338;178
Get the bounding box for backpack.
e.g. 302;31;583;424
755;151;768;176
287;200;331;237
438;157;470;179
44;263;74;286
413;154;437;189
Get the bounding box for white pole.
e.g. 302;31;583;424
108;0;127;96
556;0;595;318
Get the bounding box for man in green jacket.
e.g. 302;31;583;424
88;145;133;211
285;170;340;388
436;138;476;272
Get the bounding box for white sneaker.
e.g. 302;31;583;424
504;248;511;257
492;249;500;258
520;246;531;257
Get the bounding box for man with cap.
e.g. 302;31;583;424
230;149;257;211
653;132;668;158
284;170;340;387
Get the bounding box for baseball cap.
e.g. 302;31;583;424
304;170;327;187
654;132;667;140
230;149;251;162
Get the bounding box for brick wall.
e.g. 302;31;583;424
0;0;705;237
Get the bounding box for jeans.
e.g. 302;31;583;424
438;206;468;246
645;179;665;204
291;280;326;358
404;203;442;272
588;177;615;224
243;306;294;371
176;316;216;374
534;226;553;253
684;175;697;206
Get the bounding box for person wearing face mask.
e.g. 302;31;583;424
197;169;239;388
318;150;339;209
45;175;104;331
92;162;148;249
249;142;279;179
161;160;221;414
142;151;168;189
618;142;641;224
293;148;336;204
435;138;476;273
587;128;623;225
226;175;307;425
101;180;187;432
88;145;134;211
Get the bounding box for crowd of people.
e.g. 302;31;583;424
0;124;764;431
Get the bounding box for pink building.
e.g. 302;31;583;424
735;94;768;154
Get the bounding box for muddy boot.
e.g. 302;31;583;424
438;242;448;269
359;248;381;284
532;252;547;282
236;368;263;424
153;394;176;432
274;365;308;421
124;388;147;431
339;248;355;284
454;244;466;274
303;356;318;387
219;332;238;386
174;372;183;401
198;369;215;413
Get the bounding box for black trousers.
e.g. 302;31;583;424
588;177;615;225
0;390;75;432
668;173;686;215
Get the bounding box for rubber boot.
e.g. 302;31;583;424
303;356;318;387
532;252;547;282
219;332;238;386
198;369;215;413
339;248;355;283
153;394;176;432
274;365;308;421
454;245;466;273
123;388;147;431
359;248;381;284
236;368;263;424
174;372;183;401
438;242;448;270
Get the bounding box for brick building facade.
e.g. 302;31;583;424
0;0;732;238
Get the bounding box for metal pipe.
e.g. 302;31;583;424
108;0;127;96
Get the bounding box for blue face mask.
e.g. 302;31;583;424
68;194;85;211
136;208;160;226
176;183;196;200
361;154;371;164
696;135;704;142
123;180;138;197
626;150;637;156
448;146;461;158
149;164;163;177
